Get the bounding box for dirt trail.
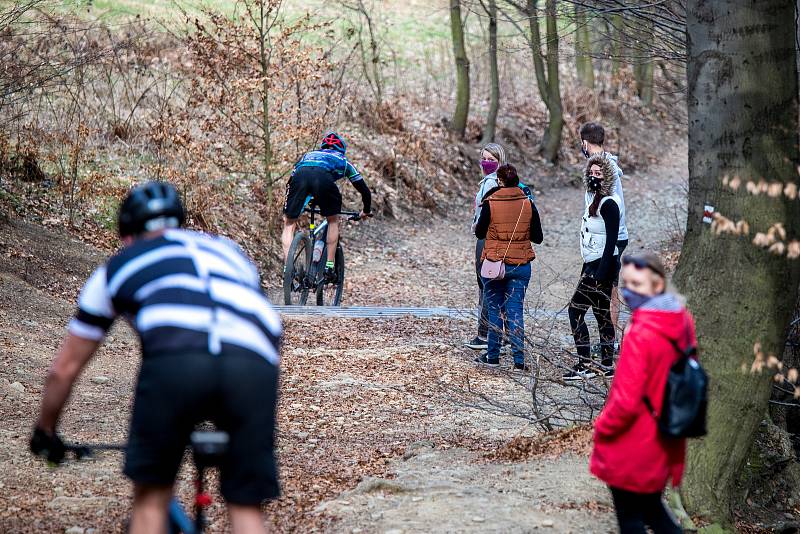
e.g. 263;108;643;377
0;142;687;533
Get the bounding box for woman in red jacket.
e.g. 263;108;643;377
590;251;695;533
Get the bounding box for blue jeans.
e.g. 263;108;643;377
482;262;531;364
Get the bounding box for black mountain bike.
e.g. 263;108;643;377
283;201;361;306
66;430;229;534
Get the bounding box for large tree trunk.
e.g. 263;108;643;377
539;0;563;162
482;0;499;144
675;0;800;525
574;4;594;89
449;0;470;137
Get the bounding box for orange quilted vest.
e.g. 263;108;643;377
480;187;535;265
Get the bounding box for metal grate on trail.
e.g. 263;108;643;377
273;305;630;325
273;305;478;319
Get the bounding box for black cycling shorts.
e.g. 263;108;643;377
124;351;280;505
283;166;342;219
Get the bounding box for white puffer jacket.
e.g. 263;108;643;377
581;194;621;263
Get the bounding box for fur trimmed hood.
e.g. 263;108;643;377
583;152;616;197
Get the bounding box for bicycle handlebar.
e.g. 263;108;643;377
305;207;372;221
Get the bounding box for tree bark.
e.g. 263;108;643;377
348;0;383;106
633;9;654;105
523;0;562;162
449;0;470;137
634;60;654;105
363;1;383;106
676;0;800;524
526;0;548;104
539;0;563;162
482;0;499;144
574;4;594;89
257;0;273;204
610;13;624;78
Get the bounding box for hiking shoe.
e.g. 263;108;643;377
599;364;615;378
514;362;529;372
563;367;596;381
323;266;337;283
474;353;500;367
464;336;488;350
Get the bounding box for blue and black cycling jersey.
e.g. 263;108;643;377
284;148;372;217
294;149;363;183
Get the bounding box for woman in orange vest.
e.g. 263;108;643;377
473;164;543;369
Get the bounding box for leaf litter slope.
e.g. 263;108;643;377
0;142;686;532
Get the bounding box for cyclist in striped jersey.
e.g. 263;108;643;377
30;182;281;534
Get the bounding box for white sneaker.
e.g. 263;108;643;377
563;368;596;381
464;337;488;350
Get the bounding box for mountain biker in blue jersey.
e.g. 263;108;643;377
282;132;372;282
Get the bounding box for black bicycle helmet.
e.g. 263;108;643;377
117;181;185;238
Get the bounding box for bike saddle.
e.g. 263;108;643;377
190;431;229;467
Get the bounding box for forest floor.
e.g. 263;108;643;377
0;141;688;533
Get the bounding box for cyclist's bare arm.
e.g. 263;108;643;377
37;334;100;433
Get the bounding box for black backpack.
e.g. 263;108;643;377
644;336;708;439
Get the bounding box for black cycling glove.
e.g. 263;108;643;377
30;427;66;465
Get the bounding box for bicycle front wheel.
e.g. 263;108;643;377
283;233;311;305
316;245;345;306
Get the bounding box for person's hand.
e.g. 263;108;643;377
30;426;66;465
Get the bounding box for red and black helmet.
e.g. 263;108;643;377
320;132;347;154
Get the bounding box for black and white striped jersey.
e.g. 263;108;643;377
68;229;281;365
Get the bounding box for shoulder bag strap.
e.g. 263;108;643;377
501;200;526;262
642;314;694;416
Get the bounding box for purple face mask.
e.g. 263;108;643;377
480;159;499;176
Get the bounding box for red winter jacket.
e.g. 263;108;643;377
590;293;697;493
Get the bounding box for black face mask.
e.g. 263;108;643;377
580;144;590;159
588;177;603;192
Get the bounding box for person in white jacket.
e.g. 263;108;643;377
579;122;629;339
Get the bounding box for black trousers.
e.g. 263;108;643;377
475;239;490;339
610;487;682;534
568;276;615;367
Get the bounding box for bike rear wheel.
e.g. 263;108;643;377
316;245;345;306
283;233;311;305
